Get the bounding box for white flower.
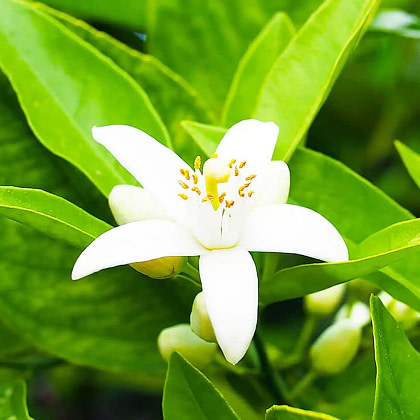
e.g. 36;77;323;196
72;119;348;364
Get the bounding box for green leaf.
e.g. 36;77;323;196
395;140;420;188
0;0;170;197
0;186;111;248
35;3;214;163
36;0;147;29
254;0;380;161
0;380;32;420
370;10;420;39
0;321;29;358
163;353;239;420
0;72;195;385
266;405;338;419
181;121;224;157
260;219;420;306
222;13;296;127
371;295;420;419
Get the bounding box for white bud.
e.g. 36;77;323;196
304;284;346;317
190;292;216;343
109;185;168;225
378;291;420;329
310;319;361;375
335;302;371;329
158;324;217;370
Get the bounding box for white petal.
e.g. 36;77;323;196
199;248;258;364
92;125;191;221
240;204;348;262
72;220;205;280
109;185;170;225
250;161;290;208
215;120;279;173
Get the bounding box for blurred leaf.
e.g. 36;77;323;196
395;140;420;188
0;186;111;249
254;0;380;161
37;0;147;30
266;405;338;419
181;121;224;156
371;295;420;419
0;71;194;386
0;0;169;197
222;12;296;126
0;321;30;357
36;3;214;162
370;9;420;39
260;219;420;306
0;380;32;420
163;353;239;420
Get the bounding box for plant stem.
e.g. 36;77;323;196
294;315;318;356
253;332;289;404
288;370;317;401
261;253;278;283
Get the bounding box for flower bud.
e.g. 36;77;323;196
378;292;420;329
158;324;217;370
335;301;370;329
304;284;345;317
109;185;184;279
310;319;361;375
190;292;216;343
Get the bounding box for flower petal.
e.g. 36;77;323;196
109;185;170;225
241;204;348;262
92;125;192;221
199;247;258;364
215;120;279;173
72;220;205;280
250;160;290;208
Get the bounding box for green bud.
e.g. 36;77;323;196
190;292;217;343
310;320;361;375
304;284;345;317
157;324;217;370
131;257;185;279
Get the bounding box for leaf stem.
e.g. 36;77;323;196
288;370;317;401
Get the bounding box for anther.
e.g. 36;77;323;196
228;159;236;168
178;193;189;200
211;153;218;158
207;194;214;201
194;156;201;170
239;161;247;168
192;173;198;184
191;187;201;195
245;174;256;181
225;200;235;208
218;192;226;203
201;197;209;202
248;191;254;197
184;169;190;180
235;166;239;176
178;180;189;189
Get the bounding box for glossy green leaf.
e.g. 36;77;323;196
371;295;420;419
395;140;420;188
163;353;239;420
260;219;420;306
0;72;195;385
36;3;214;162
266;405;338;419
254;0;380;161
222;13;296;127
0;186;111;248
0;380;32;420
370;10;420;39
181;121;224;157
37;0;147;29
0;0;169;197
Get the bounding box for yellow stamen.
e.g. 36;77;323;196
207;194;214;201
178;193;189;200
225;200;235;208
248;190;254;197
201;197;209;202
239;161;247;168
245;174;256;181
191;187;201;195
235;166;239;176
194;156;201;170
178;180;189;189
219;192;226;203
192;173;198;184
228;159;236;168
212;153;218;158
184;169;190;180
